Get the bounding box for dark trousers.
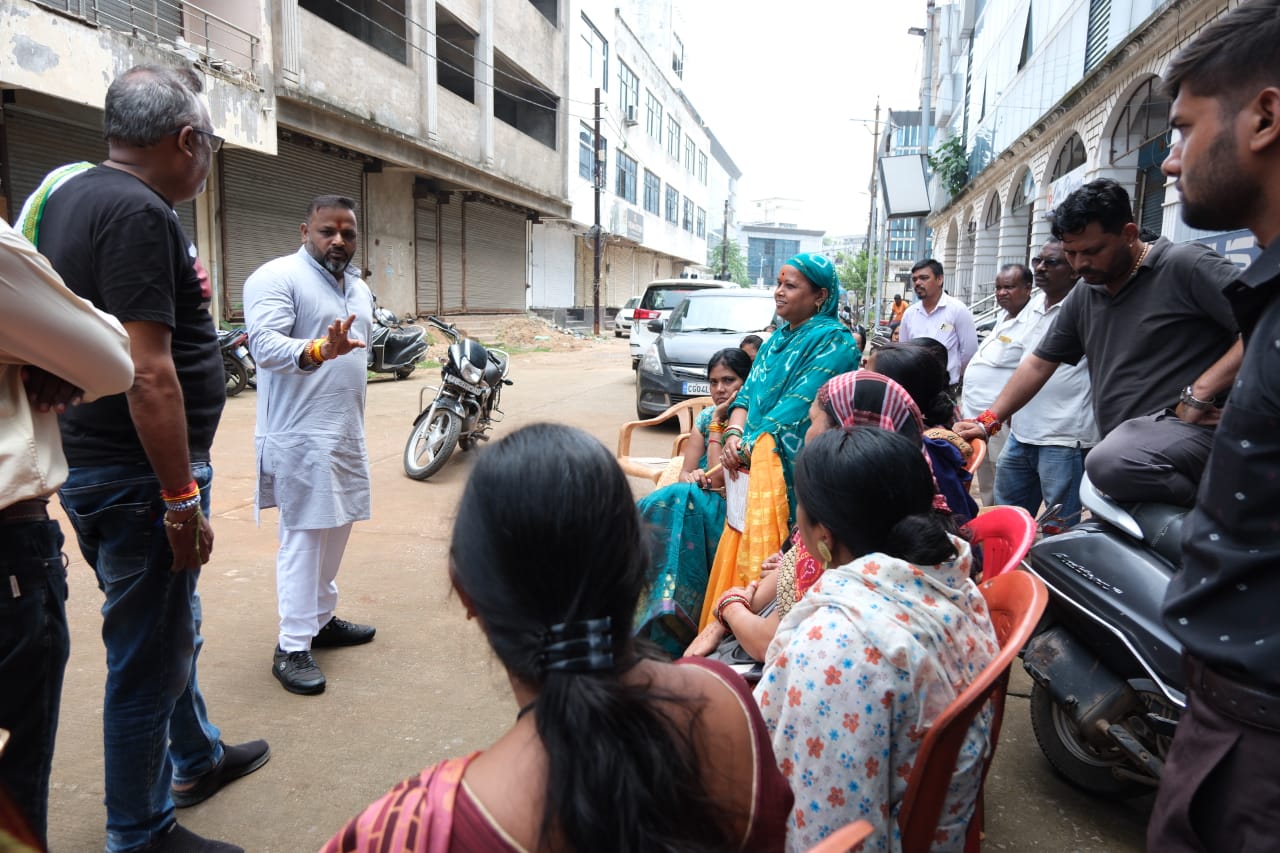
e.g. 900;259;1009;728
0;519;69;848
1085;411;1215;506
1148;656;1280;851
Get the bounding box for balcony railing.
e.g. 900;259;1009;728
34;0;261;85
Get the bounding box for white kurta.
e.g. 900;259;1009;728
244;247;373;530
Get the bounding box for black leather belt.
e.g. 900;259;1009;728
1189;655;1280;733
0;498;49;524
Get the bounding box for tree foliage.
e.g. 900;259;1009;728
927;134;970;198
707;239;751;286
836;248;878;315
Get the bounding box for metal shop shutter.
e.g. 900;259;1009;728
4;109;197;244
440;199;464;313
221;138;363;319
414;198;440;315
463;199;527;311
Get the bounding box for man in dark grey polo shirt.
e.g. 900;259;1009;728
955;178;1241;505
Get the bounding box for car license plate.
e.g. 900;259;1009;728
683;381;710;396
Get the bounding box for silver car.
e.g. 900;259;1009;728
614;296;641;338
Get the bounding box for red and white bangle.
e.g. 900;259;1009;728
975;409;1003;437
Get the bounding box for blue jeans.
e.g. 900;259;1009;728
59;462;223;853
0;518;69;848
994;435;1088;529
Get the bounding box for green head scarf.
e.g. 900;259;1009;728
782;252;842;321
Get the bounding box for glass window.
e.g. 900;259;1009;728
615;150;637;203
684;138;696;173
697;151;707;184
618;61;639;117
672;32;684;79
667;118;681;160
580;14;608;90
643;170;661;214
645;90;663;142
682;198;694;232
696;207;706;238
665;186;679;224
578;123;593;180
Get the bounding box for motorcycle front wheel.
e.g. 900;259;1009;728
403;408;461;480
224;354;248;397
1029;681;1151;798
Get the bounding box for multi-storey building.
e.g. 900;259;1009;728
738;221;824;288
1;0;570;320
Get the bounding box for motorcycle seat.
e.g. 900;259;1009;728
1126;503;1188;566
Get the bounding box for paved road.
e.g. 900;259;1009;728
45;337;1151;851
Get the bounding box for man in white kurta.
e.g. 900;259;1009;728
244;195;375;695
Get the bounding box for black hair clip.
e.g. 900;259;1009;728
540;616;613;674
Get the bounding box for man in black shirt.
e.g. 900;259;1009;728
37;66;267;853
1147;2;1280;849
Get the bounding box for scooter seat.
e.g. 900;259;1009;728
1127;503;1188;567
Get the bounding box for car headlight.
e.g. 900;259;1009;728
639;345;664;375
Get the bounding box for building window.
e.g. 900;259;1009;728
667;118;681;160
682;198;694;232
526;0;556;25
615;151;637;203
672;32;684;79
696;207;706;238
436;6;476;101
697;151;707;184
581;14;608;91
665;186;679;224
494;52;559;149
302;0;407;63
645;90;663;143
684;138;696;173
643;170;661;214
579;125;606;184
748;237;801;284
1084;0;1110;74
618;62;639;120
887;219;918;262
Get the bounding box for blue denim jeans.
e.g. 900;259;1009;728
59;462;223;853
994;434;1088;529
0;518;69;848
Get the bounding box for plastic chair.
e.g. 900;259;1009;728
804;820;874;853
615;396;713;483
897;570;1048;853
966;505;1035;581
964;437;986;475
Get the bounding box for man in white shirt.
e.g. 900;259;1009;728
994;239;1098;529
960;264;1037;505
897;259;978;387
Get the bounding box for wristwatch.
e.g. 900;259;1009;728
1179;385;1216;411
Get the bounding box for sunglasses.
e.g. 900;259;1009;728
174;127;224;152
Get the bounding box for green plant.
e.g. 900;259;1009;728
928;134;970;198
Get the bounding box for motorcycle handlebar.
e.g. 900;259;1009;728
423;315;460;340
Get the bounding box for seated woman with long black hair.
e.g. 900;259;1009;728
757;428;998;852
323;423;791;853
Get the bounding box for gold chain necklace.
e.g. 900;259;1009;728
1125;241;1151;282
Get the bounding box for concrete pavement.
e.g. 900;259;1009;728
45;337;1150;851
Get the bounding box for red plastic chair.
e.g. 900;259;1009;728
964;437;986;475
966;505;1036;581
897;570;1048;853
804;819;874;852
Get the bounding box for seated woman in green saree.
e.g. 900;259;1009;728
701;253;861;629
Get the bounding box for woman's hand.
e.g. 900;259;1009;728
712;389;739;423
721;435;743;475
681;468;711;489
684;622;727;657
760;551;783;576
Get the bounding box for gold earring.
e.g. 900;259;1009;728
816;541;833;567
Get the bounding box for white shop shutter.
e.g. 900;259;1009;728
463;199;526;311
221;137;363;319
414;198;440;315
440;198;464;313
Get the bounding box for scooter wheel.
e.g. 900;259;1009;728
394;365;416;380
404;409;461;480
1029;681;1152;798
224;355;248;397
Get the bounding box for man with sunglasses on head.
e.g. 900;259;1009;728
32;65;266;853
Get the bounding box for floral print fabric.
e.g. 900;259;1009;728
754;537;998;852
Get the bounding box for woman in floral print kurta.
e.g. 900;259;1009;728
755;427;998;852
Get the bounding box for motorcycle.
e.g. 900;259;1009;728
218;327;255;397
369;295;429;380
1021;474;1185;799
403;316;511;481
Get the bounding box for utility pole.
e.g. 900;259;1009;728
720;198;730;280
866;99;881;317
592;87;602;336
914;0;937;263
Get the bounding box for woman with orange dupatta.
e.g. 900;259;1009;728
702;253;860;628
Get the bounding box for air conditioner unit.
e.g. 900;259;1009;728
623;105;639;126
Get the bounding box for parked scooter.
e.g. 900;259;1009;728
369;294;429;380
1021;474;1185;798
218;327;255;397
403;316;511;480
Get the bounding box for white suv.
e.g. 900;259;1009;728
629;279;732;368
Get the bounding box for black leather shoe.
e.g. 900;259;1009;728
272;647;326;695
312;616;376;648
172;739;271;807
146;822;243;852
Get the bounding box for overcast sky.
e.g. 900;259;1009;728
680;2;927;238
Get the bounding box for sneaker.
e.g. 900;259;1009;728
171;739;271;808
311;616;376;648
272;647;326;695
146;822;243;852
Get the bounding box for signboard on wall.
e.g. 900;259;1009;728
878;154;931;218
1045;164;1089;216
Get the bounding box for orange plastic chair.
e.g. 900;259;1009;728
615;396;713;483
964;437;986;475
966;505;1035;581
897;570;1048;853
804;819;874;852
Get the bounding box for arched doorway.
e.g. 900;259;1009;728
1109;77;1170;236
973;191;1002;305
1003;167;1037;267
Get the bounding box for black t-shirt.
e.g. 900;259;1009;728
1033;237;1239;435
37;166;224;466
